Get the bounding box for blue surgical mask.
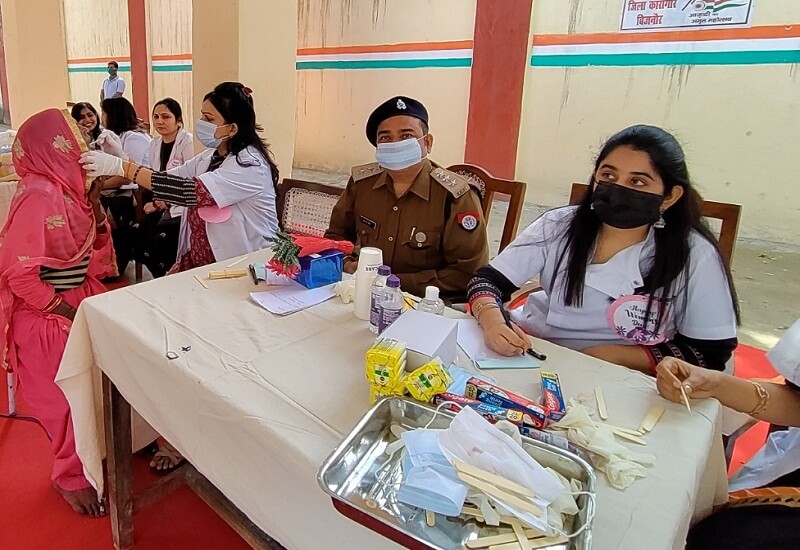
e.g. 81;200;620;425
195;119;229;148
375;136;426;171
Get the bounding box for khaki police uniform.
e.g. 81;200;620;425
325;159;489;300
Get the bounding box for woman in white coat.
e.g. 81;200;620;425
83;81;280;273
133;98;194;277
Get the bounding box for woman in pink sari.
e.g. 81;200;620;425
0;109;107;516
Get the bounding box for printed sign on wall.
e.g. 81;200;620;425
621;0;755;31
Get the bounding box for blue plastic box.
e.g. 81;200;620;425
296;249;344;289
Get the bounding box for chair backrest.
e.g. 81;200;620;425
568;182;741;266
447;164;527;253
276;178;344;237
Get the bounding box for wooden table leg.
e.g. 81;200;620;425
184;466;286;550
103;373;134;550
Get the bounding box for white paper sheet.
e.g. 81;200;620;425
456;318;540;369
250;283;336;315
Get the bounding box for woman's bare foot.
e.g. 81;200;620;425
149;440;184;473
53;484;106;517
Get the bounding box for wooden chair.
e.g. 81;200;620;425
276;178;344;237
447;164;526;254
568;182;742;266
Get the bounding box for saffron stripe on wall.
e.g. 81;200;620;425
533;50;800;67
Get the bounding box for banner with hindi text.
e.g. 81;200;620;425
621;0;755;32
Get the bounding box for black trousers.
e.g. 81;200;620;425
101;194;136;275
132;212;181;278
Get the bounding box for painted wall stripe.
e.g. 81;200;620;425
532;50;800;67
533;24;800;46
534;37;800;56
296;58;471;70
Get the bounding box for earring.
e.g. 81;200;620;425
654;212;666;229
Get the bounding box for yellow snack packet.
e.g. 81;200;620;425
365;338;407;387
405;358;452;402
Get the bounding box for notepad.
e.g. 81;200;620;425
456;319;541;370
250;283;336;315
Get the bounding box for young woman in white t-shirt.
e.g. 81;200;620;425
98;97;152;274
468;125;740;373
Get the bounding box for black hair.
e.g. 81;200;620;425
559;124;740;334
108;61;119;69
203;82;280;193
153;97;183;126
102;97;142;135
70;102;102;141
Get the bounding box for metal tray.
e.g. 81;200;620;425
318;397;595;549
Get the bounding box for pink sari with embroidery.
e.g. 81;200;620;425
0;109;107;491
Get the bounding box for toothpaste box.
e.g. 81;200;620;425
464;378;548;429
433;393;525;426
540;371;566;421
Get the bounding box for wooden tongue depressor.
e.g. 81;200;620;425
610;429;647;445
511;520;532;550
595;388;608;420
487;536;569;550
460;507;544;533
425;510;436;527
638;405;666;434
457;472;542;517
193;274;210;289
208;269;249;280
466;530;546;549
453;460;536;498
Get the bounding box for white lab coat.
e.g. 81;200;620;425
491;206;737;350
166;145;278;262
729;318;800;491
144;129;194;218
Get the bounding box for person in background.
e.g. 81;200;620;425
656;317;800;549
133;98;194;278
100;61;125;102
468;125;739;373
99;97;151;275
0;109;108;516
324;96;489;302
70;102;118;280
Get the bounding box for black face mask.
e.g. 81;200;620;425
591;180;664;229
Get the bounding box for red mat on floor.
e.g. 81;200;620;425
0;386;251;549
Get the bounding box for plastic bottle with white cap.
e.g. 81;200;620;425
353;247;384;320
416;286;445;316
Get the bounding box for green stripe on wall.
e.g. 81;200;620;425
152;65;193;72
68;67;132;73
532;50;800;67
68;65;191;73
296;58;472;70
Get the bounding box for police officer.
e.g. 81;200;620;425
325;96;489;301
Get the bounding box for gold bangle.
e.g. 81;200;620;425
747;380;770;417
472;301;500;323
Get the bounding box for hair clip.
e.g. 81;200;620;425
242;86;253;98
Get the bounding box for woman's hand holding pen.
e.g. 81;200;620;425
475;299;530;356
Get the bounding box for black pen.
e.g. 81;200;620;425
495;299;547;361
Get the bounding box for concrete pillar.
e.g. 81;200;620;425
0;0;70;127
464;0;533;179
127;0;150;119
192;0;296;173
238;0;296;179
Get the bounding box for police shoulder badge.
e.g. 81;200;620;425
457;212;479;231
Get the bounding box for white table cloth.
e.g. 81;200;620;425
57;249;728;550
